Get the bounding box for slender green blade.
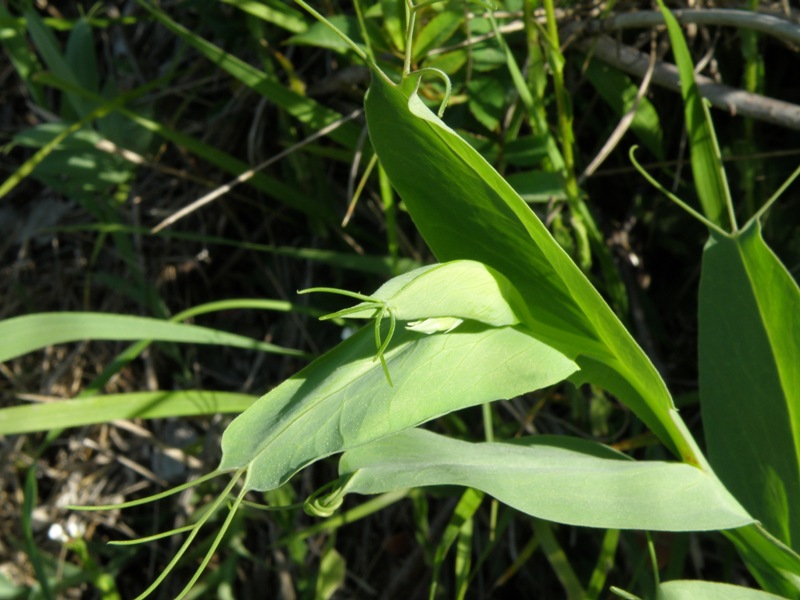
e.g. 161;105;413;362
430;488;483;600
0;5;46;105
35;71;319;214
338;428;752;531
412;8;462;62
583;58;664;160
699;220;800;550
56;222;420;277
655;0;733;231
137;0;360;147
222;0;308;34
0;391;257;435
0;312;305;361
23;6;94;118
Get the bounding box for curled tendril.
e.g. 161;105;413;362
405;0;504;118
407;67;452;117
298;287;396;386
303;474;355;518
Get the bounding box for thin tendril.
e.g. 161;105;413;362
410;67;453;117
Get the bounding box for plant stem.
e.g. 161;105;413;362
740;0;761;218
542;0;579;208
539;0;628;311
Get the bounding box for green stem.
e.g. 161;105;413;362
541;0;579;208
740;0;760;218
404;0;417;76
522;0;548;139
751;161;800;225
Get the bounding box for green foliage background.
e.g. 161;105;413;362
0;0;799;598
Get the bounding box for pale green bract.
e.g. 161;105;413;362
406;317;463;334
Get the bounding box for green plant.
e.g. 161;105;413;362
2;1;799;598
79;1;799;598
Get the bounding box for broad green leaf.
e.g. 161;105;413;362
0;312;305;362
425;48;467;75
466;75;508;131
655;0;733;231
336;428;752;531
658;580;789;600
0;391;257;435
364;69;699;465
0;81;150;201
469;44;506;72
219;323;578;491
379;0;405;51
503;135;549;167
699;220;800;550
315;548;346;599
13;123;133;196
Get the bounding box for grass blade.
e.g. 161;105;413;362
136;0;360;147
655;0;735;231
0;391;258;435
0;312;307;362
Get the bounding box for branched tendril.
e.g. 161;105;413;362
299;287;396;386
70;468;247;600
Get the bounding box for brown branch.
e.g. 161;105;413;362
585;9;800;47
573;34;800;131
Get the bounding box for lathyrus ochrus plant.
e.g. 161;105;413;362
75;2;799;598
